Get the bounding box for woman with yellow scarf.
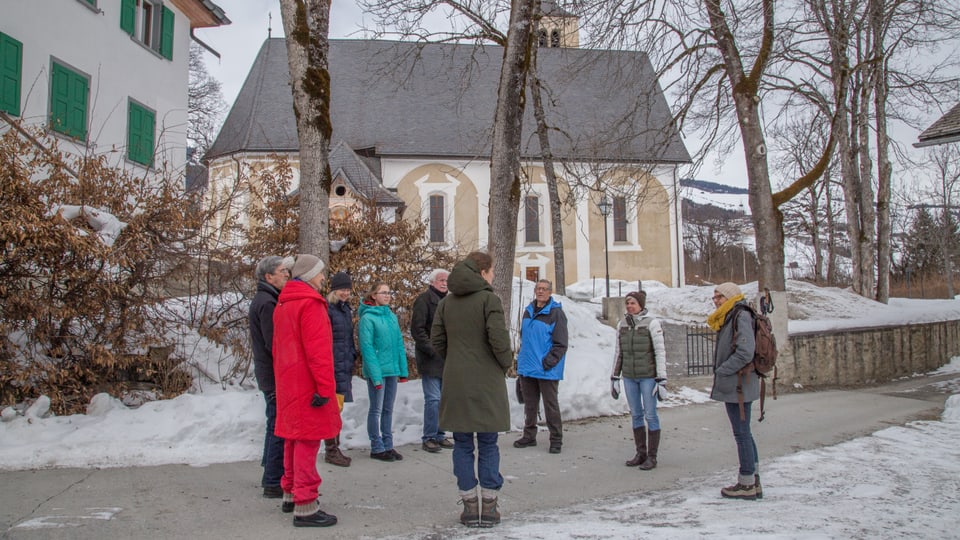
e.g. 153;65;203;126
708;282;761;501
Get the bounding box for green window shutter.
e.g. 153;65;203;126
0;32;22;116
128;101;155;166
50;62;88;140
120;0;136;36
160;6;174;60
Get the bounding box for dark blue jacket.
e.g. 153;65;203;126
517;297;568;381
249;280;279;394
328;299;357;402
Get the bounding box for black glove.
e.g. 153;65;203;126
310;394;329;407
542;357;559;371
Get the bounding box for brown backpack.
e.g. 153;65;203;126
731;304;778;422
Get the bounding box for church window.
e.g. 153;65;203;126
550;29;561;47
429;194;444;243
525;195;540;243
613;196;627;242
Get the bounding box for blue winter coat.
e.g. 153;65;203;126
328;299;357;402
358;302;409;386
517;297;569;381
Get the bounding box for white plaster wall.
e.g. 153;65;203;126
1;0;192;177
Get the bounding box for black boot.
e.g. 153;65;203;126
625;427;647;467
638;429;660;470
755;474;763;499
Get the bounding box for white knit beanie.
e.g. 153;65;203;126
715;282;743;300
291;254;325;282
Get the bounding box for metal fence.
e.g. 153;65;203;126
686;323;716;376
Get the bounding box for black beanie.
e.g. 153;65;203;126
330;271;352;291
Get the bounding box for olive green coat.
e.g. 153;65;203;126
431;258;513;433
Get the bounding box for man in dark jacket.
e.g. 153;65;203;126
248;255;291;498
514;279;569;454
411;268;450;453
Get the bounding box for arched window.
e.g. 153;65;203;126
525;195;540;243
550;29;561;47
429;194;444;243
538;30;548;47
613;196;627;242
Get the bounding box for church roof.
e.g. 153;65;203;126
541;0;575;17
916;103;960;147
329;141;403;206
207;38;690;165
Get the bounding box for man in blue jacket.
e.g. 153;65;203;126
514;279;568;454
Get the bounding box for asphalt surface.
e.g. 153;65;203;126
2;373;955;540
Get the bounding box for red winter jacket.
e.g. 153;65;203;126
272;279;342;441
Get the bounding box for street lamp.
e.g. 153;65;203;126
597;196;612;298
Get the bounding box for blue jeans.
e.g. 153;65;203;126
725;401;759;481
421;375;446;442
452;432;503;492
261;391;284;488
623;377;660;431
367;377;398;453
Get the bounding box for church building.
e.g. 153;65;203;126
204;4;690;288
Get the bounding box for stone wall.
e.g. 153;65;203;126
781;320;960;388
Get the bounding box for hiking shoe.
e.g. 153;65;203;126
422;440;442;453
437;438;455;449
549;444;561;454
282;501;294;513
513;437;537;448
479;496;500;527
262;485;283;498
459;496;480;527
324;447;352;467
293;509;338;527
755;474;763;499
720;483;758;500
388;449;404;461
370;451;396;462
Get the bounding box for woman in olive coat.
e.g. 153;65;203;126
431;251;512;528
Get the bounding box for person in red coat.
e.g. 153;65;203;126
272;254;341;527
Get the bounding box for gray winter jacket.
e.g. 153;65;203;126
710;303;760;403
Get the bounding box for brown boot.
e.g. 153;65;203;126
459;495;480;527
625;427;647;467
324;436;351;467
479;496;500;527
638;429;660;470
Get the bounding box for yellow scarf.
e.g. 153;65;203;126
706;294;745;331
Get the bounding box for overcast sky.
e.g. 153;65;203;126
192;0;949;191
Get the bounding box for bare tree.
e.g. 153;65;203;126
187;43;226;160
278;0;332;259
487;0;540;312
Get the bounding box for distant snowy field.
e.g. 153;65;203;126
2;278;959;472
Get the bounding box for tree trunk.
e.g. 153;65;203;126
856;80;877;297
703;0;785;292
489;0;539;315
809;184;824;281
871;0;891;303
825;171;838;284
840;85;864;294
279;0;332;260
528;41;565;295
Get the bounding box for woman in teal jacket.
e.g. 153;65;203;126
359;282;409;462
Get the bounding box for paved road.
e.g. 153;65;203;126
2;373;955;540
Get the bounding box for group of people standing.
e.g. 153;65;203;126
249;250;763;528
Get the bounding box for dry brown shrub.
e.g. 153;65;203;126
0;123;202;413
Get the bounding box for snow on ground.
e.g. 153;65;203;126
1;280;958;472
442;392;960;540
